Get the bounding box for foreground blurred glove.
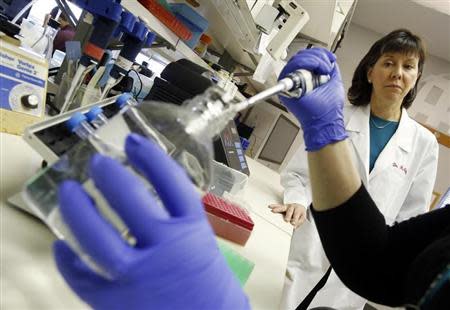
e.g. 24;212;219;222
54;133;249;310
278;47;348;151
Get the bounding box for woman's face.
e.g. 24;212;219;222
367;52;420;106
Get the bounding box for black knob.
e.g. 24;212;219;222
21;94;39;109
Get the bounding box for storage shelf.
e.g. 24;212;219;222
122;0;210;70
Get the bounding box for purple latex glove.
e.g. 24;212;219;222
278;47;348;151
54;133;249;310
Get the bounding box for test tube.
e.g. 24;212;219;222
115;92;137;110
86;106;108;129
65;112;96;140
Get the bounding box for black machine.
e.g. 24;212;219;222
148;59;250;175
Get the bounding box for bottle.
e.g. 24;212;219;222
24;87;238;277
194;33;212;58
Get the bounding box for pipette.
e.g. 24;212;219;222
101;23;156;99
232;69;330;113
60;0;123;113
183;69;330;138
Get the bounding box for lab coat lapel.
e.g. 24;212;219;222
346;105;370;185
369;108;413;180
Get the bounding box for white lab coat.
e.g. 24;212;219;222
279;104;439;310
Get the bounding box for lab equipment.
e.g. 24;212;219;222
19;17;44;49
217;240;255;286
102;20;156;98
193;33;212;58
127;69;154;101
203;192;254;246
278;47;347;151
137;0;192;41
30;18;60;61
60;0;123;113
169;3;208;48
266;0;310;60
257;114;299;166
54;136;249;309
210;160;248;197
66;112;96;139
213;120;250;175
0;34;47;135
207;0;258;52
226;66;330;116
96;10;137;100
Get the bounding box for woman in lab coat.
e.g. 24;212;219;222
272;29;439;309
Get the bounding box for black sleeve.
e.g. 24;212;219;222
311;184;450;306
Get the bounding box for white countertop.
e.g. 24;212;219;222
0;132;292;310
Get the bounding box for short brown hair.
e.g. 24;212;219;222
347;29;426;109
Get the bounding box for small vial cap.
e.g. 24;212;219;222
66;112;87;132
115;92;133;108
86;106;104;121
133;21;148;41
145;32;157;47
199;34;212;45
120;11;136;33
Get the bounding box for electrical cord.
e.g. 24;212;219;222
127;68;143;100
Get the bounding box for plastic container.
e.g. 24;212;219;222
170;3;208;48
202;193;254;246
138;0;192;40
210;160;248;197
194;33;212;57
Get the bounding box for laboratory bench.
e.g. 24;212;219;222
0;132;293;310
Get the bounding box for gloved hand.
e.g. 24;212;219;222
278;47;348;151
54;133;249;310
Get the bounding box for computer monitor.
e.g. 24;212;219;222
258;114;299;165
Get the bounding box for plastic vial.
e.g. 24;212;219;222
86;106;108;129
66;111;125;162
66;112;96;140
117;92;136;107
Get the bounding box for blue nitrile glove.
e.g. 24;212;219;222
278;47;348;151
53;133;249;310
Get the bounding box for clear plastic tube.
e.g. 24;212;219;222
86;107;109;129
